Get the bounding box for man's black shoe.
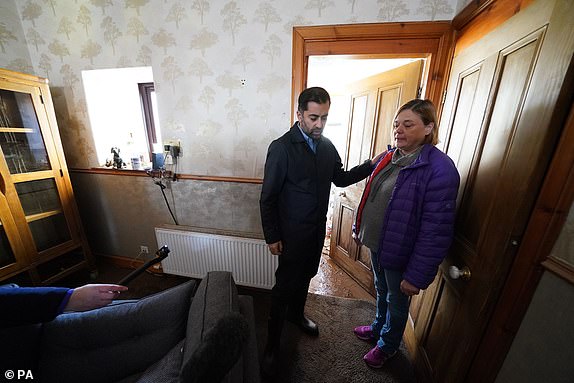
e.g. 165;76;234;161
287;315;319;336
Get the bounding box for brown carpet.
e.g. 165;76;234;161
247;290;417;383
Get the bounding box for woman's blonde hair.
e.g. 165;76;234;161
396;99;439;145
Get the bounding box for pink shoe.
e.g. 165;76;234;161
363;346;397;368
353;325;375;341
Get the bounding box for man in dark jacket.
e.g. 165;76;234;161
259;87;380;376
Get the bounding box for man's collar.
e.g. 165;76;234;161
296;122;320;143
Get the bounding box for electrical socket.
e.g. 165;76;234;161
164;140;182;157
140;245;149;254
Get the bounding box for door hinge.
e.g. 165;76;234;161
59;169;63;177
417;86;422;99
39;94;44;104
441;89;447;105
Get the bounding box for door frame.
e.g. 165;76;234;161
291;22;454;125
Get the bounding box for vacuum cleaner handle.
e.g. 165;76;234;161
118;245;170;286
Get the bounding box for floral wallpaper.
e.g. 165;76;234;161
0;0;458;257
0;0;456;179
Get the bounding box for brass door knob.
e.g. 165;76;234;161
448;265;471;280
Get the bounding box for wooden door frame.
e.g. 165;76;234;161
291;22;454;126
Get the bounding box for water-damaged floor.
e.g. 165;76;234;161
310;251;374;302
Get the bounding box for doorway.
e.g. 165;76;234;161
293;22;453;299
307;56;426;294
307;56;423;160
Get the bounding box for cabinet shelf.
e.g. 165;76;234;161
25;209;62;223
0;127;34;133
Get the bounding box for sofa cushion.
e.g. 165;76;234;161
237;295;260;383
39;281;196;383
180;311;249;383
180;271;246;383
135;339;184;383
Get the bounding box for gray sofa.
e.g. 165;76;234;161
10;271;260;383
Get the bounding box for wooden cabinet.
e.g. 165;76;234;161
0;68;94;285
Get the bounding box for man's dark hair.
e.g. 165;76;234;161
298;87;331;112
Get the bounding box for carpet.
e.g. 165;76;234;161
250;291;417;383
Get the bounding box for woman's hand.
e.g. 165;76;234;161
400;279;420;296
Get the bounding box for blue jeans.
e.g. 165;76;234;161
370;250;410;354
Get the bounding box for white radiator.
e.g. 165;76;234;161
155;226;278;289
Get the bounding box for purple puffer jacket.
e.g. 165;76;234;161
353;144;460;289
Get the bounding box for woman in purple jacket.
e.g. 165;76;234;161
352;99;460;368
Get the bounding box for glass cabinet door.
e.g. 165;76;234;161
0;199;31;276
0;85;74;257
0;89;51;174
0;219;16;269
15;179;72;251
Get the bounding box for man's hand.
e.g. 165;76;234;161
268;241;283;255
65;284;128;312
370;152;385;166
352;232;362;246
400;279;420;296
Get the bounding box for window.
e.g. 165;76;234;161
82;67;161;169
138;82;162;162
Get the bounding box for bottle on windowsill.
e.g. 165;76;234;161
126;132;142;170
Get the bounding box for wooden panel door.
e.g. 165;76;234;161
329;60;423;294
404;0;574;381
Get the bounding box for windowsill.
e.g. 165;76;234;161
92;167;175;179
70;167;158;177
68;167;263;184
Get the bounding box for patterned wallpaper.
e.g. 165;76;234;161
0;0;458;179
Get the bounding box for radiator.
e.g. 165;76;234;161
155;227;278;289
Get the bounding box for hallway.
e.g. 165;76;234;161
310;250;374;302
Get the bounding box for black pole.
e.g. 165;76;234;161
118;245;170;285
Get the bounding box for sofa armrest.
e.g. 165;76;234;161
180;271;249;383
238;295;261;383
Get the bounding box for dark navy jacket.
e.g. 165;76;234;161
260;124;373;249
0;286;71;328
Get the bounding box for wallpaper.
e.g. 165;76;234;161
0;0;457;256
0;0;457;179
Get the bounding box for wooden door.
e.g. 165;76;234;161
404;1;574;381
329;60;423;294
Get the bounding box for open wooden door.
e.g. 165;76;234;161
329;60;423;294
404;0;574;382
